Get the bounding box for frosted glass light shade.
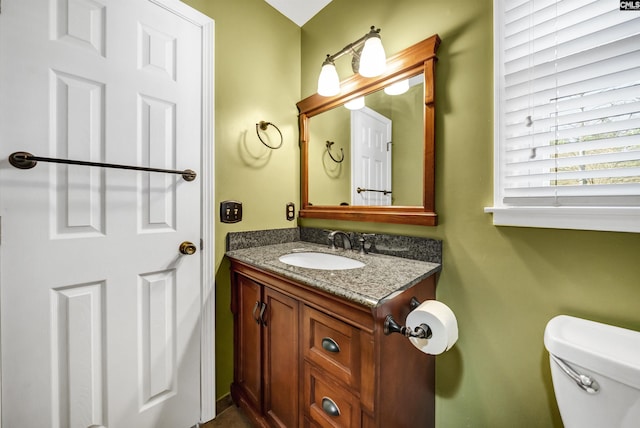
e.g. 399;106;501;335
384;79;410;95
344;96;365;110
317;62;340;96
359;36;386;77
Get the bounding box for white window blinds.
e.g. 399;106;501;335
496;0;640;208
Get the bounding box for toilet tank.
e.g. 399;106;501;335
544;315;640;428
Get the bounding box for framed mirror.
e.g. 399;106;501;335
297;34;440;226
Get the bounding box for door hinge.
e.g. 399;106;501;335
387;141;392;151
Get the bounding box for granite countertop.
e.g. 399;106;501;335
226;241;441;308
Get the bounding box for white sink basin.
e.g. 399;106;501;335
278;252;365;270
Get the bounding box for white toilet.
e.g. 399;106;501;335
544;315;640;428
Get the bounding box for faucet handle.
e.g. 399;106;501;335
359;233;376;255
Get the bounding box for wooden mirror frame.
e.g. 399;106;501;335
297;34;441;226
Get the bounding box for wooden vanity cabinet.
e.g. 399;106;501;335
232;271;300;428
230;259;437;428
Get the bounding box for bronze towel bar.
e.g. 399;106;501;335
356;187;392;195
8;151;197;181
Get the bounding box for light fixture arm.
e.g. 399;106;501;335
323;26;381;65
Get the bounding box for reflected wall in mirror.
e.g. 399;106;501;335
297;34;440;226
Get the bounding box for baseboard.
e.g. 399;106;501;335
215;394;235;414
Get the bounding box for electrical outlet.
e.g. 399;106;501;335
286;202;295;221
220;200;242;223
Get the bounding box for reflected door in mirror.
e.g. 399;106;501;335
351;107;392;206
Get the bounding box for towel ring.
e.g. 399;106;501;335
256;121;283;149
325;141;344;163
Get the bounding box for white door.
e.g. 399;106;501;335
351;107;392;205
0;1;214;427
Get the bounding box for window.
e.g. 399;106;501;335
489;0;640;233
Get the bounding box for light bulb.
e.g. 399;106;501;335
384;79;410;95
317;62;340;96
359;36;386;77
344;96;365;110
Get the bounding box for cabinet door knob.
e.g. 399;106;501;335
321;337;340;353
321;397;341;417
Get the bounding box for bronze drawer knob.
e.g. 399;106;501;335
321;397;340;417
321;337;340;353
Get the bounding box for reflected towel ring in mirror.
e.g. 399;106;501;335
256;121;283;149
325;141;344;163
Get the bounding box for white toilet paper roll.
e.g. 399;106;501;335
405;300;458;355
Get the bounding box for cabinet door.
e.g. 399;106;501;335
234;275;263;412
263;286;300;428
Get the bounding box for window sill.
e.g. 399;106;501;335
484;206;640;233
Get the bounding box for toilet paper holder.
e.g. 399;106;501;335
383;297;433;339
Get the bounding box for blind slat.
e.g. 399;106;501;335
504;67;640;113
505;50;640;101
506;149;640;172
504;117;640;149
506;134;640;160
505;4;631;57
505;83;640;127
504;183;640;198
506;32;640;87
505;99;640;140
506;18;640;75
505;168;640;186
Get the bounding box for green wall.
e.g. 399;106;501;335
390;83;423;205
308;106;351;205
186;0;640;426
182;0;301;401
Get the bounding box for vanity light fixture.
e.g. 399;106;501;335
384;79;410;96
317;57;341;96
316;26;387;97
344;96;365;110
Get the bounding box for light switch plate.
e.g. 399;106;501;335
220;200;242;223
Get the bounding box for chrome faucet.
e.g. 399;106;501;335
327;230;352;250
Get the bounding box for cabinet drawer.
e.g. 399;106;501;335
305;364;361;428
303;305;360;389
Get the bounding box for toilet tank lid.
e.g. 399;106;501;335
544;315;640;390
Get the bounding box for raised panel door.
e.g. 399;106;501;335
351;107;392;206
263;286;300;428
0;0;205;426
233;274;263;412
